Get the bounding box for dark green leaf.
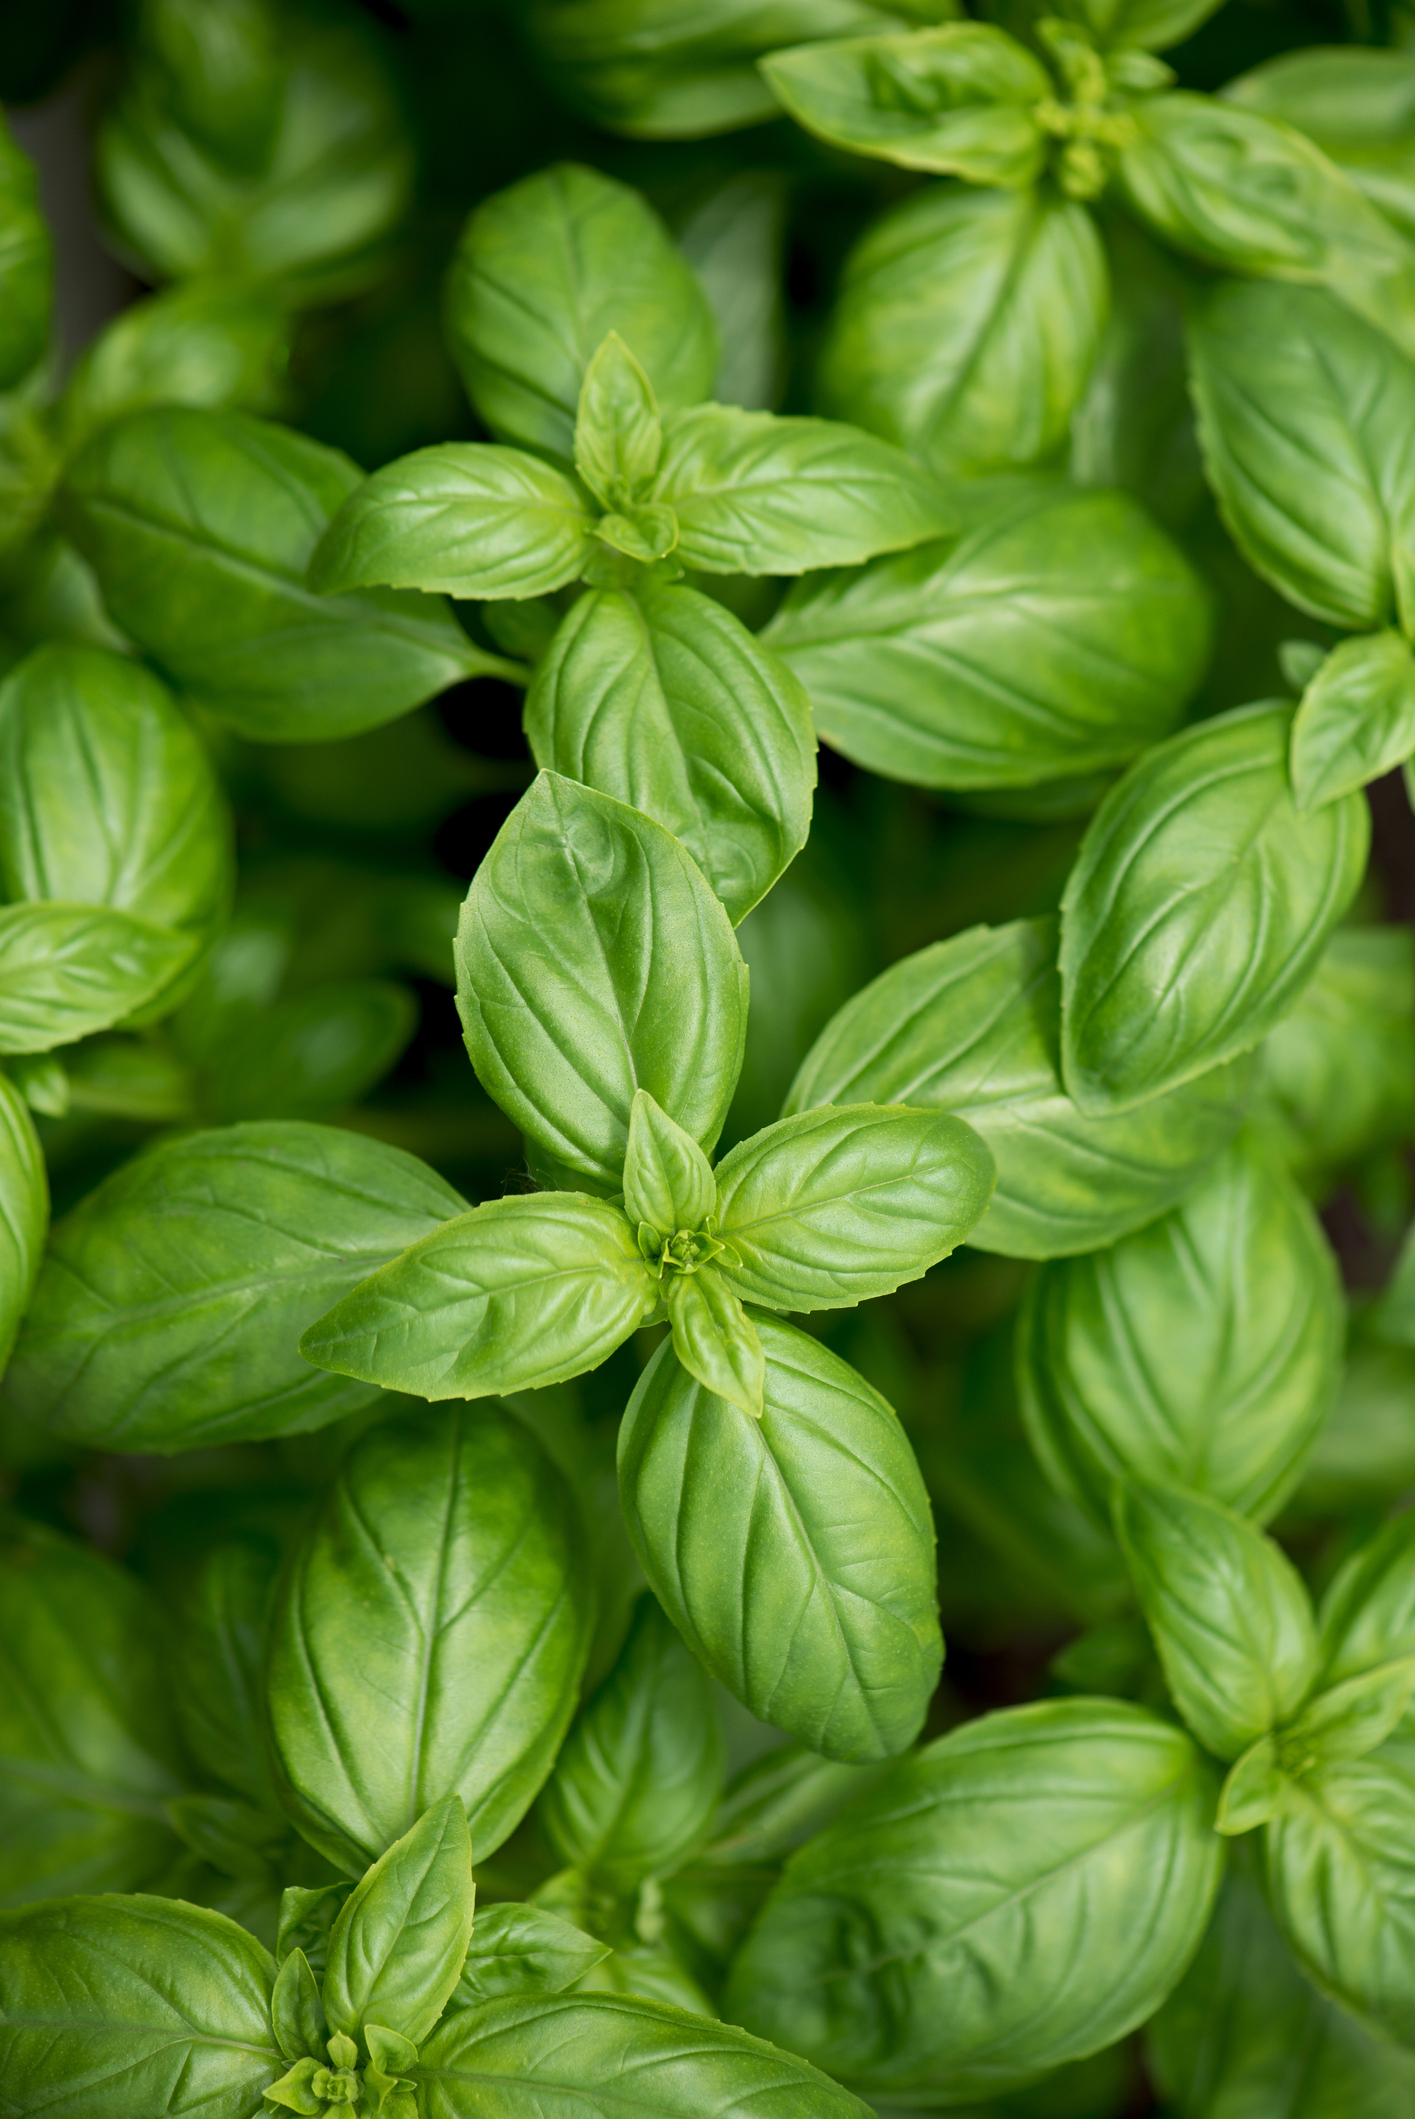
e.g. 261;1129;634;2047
193;979;417;1123
170;1534;282;1812
1292;631;1415;811
0;116;51;392
455;1904;611;2007
0;903;194;1056
1256;925;1415;1184
323;1796;475;2046
56;281;291;455
1045;0;1225;49
677;174;786;413
0;1074;45;1375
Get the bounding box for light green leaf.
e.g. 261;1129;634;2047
763;486;1210;789
1282;1662;1415;1773
454;1904;611;2008
271;1949;325;2063
267;1405;590;1871
299;1193;659;1401
623;1089;717;1237
445;162;717;460
619;1317;941;1762
0;902;195;1056
323;1796;475;2047
1225;46;1415;242
1316;1513;1415;1689
456;773;748;1191
0;1073;45;1377
1059;703;1369;1114
525;583;816;925
664;1270;765;1418
56;280;290;455
1217;1737;1289;1835
726;1699;1220;2102
1292;631;1415;811
1042;0;1225;49
307;445;595;602
5;1121;467;1452
575;332;663;507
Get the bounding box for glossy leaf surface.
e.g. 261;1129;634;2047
323;1796;475;2046
1292;631;1415;811
455;1904;610;2007
0;903;194;1056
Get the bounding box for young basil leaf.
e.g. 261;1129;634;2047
763;487;1210;789
306;445;595;601
278;1885;350;1979
0;116;51;392
416;1989;872;2118
1316;1513;1415;1690
1281;1661;1415;1774
652;405;950;574
323;1795;476;2047
664;1270;765;1418
619;1317;941;1762
1216;1736;1290;1836
786;915;1252;1258
444;162;717;461
1257;924;1415;1184
1225;46;1415;239
1188;279;1415;633
55;280;291;455
623;1089;717;1237
1017;1134;1343;1526
455;1904;610;2008
57;408;509;742
524;582;816;926
818;181;1109;477
1292;631;1415;812
726;1698;1220;2101
0;1074;45;1376
6;1122;467;1452
456;773;748;1191
1114;1480;1319;1759
170;1534;282;1814
0;1518;187;1906
0;902;194;1056
0;1893;281;2118
0;643;232;943
272;1946;326;2064
1059;703;1369;1114
538;1596;723;1886
575;333;663;508
299;1193;660;1401
712;1103;994;1311
761;29;1049;183
267;1405;591;1871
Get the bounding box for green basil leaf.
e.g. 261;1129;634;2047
1149;1862;1415;2116
712;1103;993;1311
539;1595;723;1885
1018;1135;1343;1526
652;404;949;574
1257;925;1415;1184
416;1989;872;2117
0;643;231;941
694;1745;894;1868
191;978;416;1124
677;174;787;413
271;1947;325;2064
170;1534;282;1813
0;1074;45;1376
818;182;1108;478
525;583;816;926
267;1405;591;1871
1283;1661;1415;1772
761;29;1048;183
726;1698;1220;2101
1216;1736;1290;1836
56;281;291;456
623;1088;717;1236
323;1795;475;2047
575;332;663;508
1225;46;1415;241
455;1904;611;2007
1042;0;1224;49
1292;631;1415;811
0;1893;280;2118
1114;1480;1319;1759
307;445;595;602
619;1316;941;1761
1059;703;1369;1114
5;1121;467;1452
787;915;1252;1258
445;162;717;461
1316;1513;1415;1689
664;1269;766;1418
0;1518;187;1906
277;1885;350;1978
0;902;195;1056
1188;279;1415;633
0;117;50;393
763;486;1210;789
299;1193;659;1401
456;772;748;1191
58;408;504;743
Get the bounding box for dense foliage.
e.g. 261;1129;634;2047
2;0;1415;2111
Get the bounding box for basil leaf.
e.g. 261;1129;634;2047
1114;1480;1319;1759
525;583;816;925
1149;1863;1415;2116
0;116;51;392
1049;0;1224;48
58;408;504;742
271;1947;325;2063
1316;1514;1415;1689
664;1269;766;1418
416;1989;872;2117
456;773;748;1190
652;405;949;574
445;162;717;461
0;1074;45;1376
539;1595;723;1885
307;445;595;602
0;1894;280;2118
763;487;1210;789
712;1103;994;1311
1257;925;1415;1184
191;979;416;1124
170;1535;282;1814
56;281;291;455
575;332;663;508
818;182;1108;477
267;1405;591;1871
623;1088;717;1235
1225;46;1415;241
0;1518;187;1906
786;916;1251;1258
5;1121;467;1452
0;643;231;942
726;1698;1220;2101
619;1317;941;1762
299;1193;660;1400
1059;703;1370;1114
1018;1135;1343;1527
1282;1661;1415;1772
0;903;194;1056
761;29;1048;183
455;1904;611;2006
1188;279;1415;632
1292;631;1415;812
323;1795;475;2047
677;174;787;413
